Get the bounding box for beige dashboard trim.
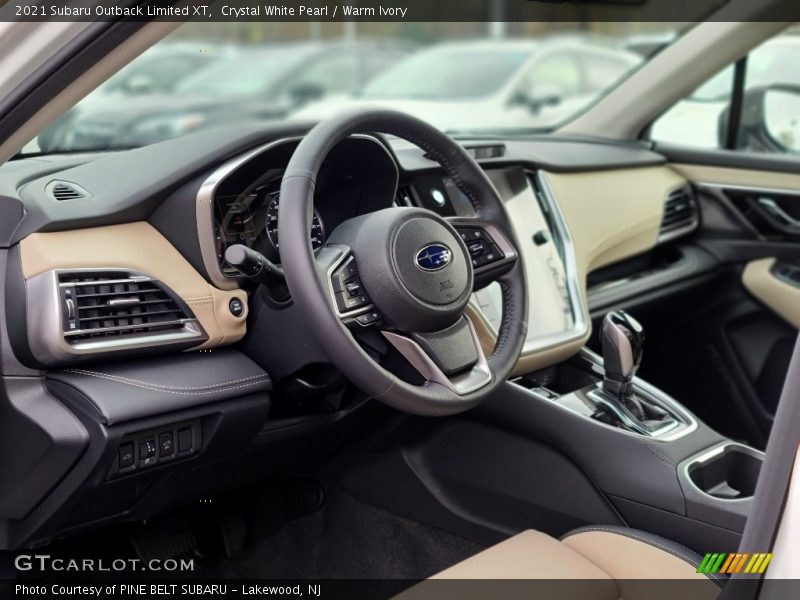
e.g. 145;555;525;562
742;258;800;330
474;166;686;375
543;167;685;279
19;222;247;349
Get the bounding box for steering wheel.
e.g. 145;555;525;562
279;110;527;416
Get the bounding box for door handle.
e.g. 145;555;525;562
758;197;800;232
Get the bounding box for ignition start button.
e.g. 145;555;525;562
229;297;245;318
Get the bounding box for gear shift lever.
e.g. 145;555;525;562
601;311;647;421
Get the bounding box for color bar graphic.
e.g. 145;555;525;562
698;553;773;574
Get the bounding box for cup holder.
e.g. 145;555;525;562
686;443;763;500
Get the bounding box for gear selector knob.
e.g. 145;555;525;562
601;310;644;398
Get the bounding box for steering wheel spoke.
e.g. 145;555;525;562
382;315;492;396
319;244;383;328
447;217;518;287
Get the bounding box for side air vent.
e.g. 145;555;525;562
59;272;193;342
25;269;208;365
47;181;91;201
658;186;699;243
395;185;416;207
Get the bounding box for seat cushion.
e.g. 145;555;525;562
561;525;715;581
397;527;721;600
431;529;614;580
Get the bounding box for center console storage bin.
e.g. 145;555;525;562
687;444;762;500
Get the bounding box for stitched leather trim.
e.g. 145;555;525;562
561;525;726;584
62;368;271;396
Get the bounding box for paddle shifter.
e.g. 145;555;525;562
599;311;666;425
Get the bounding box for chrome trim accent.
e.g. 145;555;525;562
573;347;699;442
586;387;682;438
528;171;589;354
63;319;192;338
757;197;800;229
381;316;491;396
59;275;152;287
196;134;397;291
196;138;300;290
683;442;765;503
26;268;207;366
476;171;589;358
105;297;142;308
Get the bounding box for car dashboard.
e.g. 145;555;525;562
0;122;696;548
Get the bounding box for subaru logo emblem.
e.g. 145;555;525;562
415;244;452;271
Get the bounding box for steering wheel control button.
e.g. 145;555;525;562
457;227;504;269
229;297;245;318
159;432;175;459
118;443;135;470
331;258;374;314
139;439;157;467
337;292;371;312
355;311;381;326
331;258;359;293
345;280;362;298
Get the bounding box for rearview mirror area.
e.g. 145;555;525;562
510;83;564;114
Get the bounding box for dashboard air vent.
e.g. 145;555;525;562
58;272;193;342
395;185;416;207
658;186;699;243
47;181;90;201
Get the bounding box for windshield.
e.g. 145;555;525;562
175;49;313;97
362;46;533;100
23;22;686;154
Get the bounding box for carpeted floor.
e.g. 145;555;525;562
212;485;484;579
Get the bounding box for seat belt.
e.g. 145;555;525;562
722;335;800;599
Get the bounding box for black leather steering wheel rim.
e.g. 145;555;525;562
279;109;527;416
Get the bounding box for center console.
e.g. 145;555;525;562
526;310;698;441
461;167;764;553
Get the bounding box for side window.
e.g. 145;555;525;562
651;28;800;155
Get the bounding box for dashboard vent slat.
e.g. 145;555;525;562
47;181;91;202
59;272;192;343
658;186;699;243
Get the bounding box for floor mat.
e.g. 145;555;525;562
212;485;485;579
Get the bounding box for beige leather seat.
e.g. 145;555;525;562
397;526;722;600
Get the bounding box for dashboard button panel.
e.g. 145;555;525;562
111;419;200;478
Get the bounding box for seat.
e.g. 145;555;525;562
397;525;722;600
